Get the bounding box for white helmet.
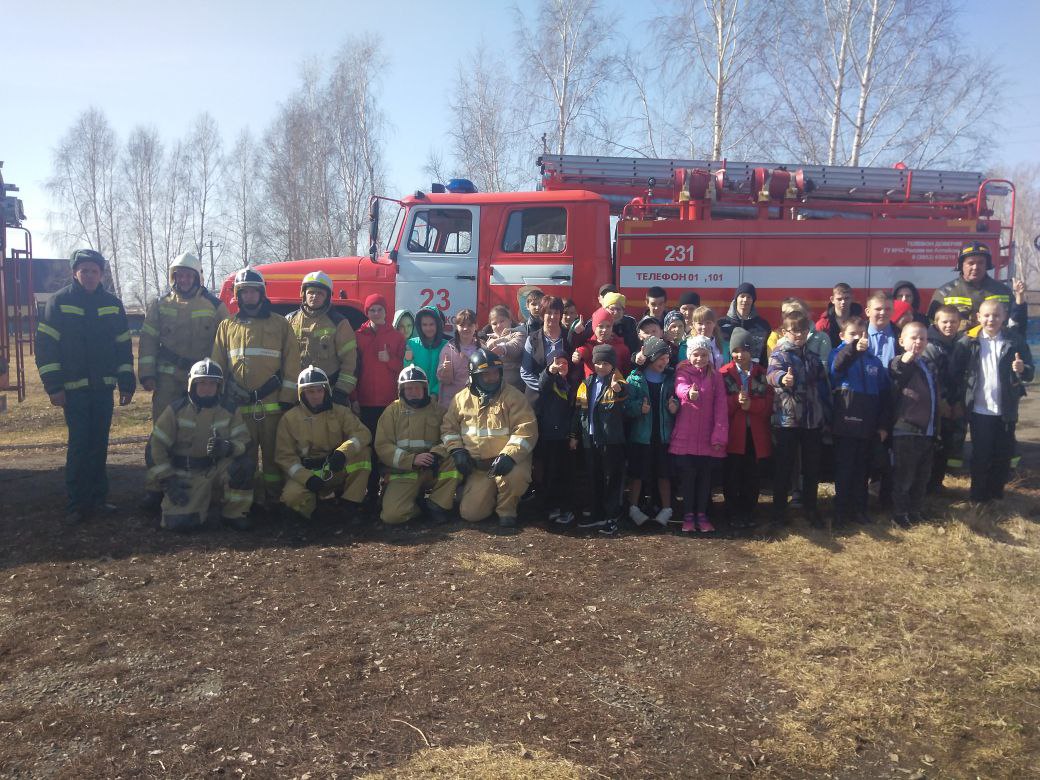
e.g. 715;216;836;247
170;252;203;284
187;358;223;392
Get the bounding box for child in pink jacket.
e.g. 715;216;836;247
669;336;729;533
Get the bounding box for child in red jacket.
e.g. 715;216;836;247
572;307;631;377
354;293;405;503
719;328;773;529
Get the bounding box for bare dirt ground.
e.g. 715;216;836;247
1;372;1038;779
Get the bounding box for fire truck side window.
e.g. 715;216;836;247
502;207;567;253
407;209;472;254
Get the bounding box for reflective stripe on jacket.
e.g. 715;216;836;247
138;287;228;381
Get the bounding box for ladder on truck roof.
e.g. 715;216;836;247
538;153;1005;205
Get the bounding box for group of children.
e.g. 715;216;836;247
475;280;1033;535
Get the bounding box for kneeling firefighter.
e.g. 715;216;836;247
146;359;254;531
439;348;538;528
276;365;373;520
374;366;459;524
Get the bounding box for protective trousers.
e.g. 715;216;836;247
280;451;372;519
145;371;188;493
458;459;532;522
160;456;254;530
381;467;459;524
243;407;284;506
63;388;114;512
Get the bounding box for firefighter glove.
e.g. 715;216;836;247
429;453;442;474
206;437;234;458
488;453;515;477
278;402;295;413
326;450;347;472
305;475;325;493
451;448;475;477
331;388;351;406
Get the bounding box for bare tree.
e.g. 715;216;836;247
1001;163;1040;289
769;0;999;168
155;141;190;288
46;108;125;295
123;125;165;307
185;113;225;283
513;0;616;155
325;35;388;256
224;129;261;269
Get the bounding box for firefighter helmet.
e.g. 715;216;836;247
187;359;224;403
957;241;993;272
398;365;429;388
188;358;223;390
233;268;266;294
468;347;504;398
300;270;333;298
297;364;332;412
398;365;431;407
170;251;203;280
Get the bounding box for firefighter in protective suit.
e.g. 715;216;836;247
139;251;230;510
276;365;373;520
927;242;1026;330
210;269;300;515
146;359;254;531
438;348;538;528
374;366;459;525
286;271;358;403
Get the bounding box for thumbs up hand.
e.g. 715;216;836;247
402;347;412;363
687;384;700;402
634;351;646;366
781;366;795;389
900;348;916;364
437;353;452;380
641;396;651;415
738;389;750;410
571;349;582;364
667;396;680;414
1013;352;1025;375
1013;278;1026;303
857;332;870;352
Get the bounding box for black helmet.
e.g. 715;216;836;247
297;364;332;413
957;241;993;272
468;347;504;400
187;358;223;408
233;268;266;311
71;248;106;273
398;365;431;408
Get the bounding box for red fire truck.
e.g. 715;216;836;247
219;154;1015;326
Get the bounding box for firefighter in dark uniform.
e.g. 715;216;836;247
285;270;358;403
35;249;136;523
138;251;230;511
927;242;1027;331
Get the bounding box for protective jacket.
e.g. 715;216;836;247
138;286;228;382
927;275;1025;328
276;403;372;487
36;280;135;396
286;307;358;396
147;397;250;483
210;300;300;410
439;383;538;463
374;399;446;473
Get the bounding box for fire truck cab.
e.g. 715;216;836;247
221;182;612;326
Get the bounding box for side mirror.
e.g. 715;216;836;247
368;198;380;263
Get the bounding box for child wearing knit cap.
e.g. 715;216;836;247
572;307;632;377
718;283;772;365
571;343;629;535
624;336;679;528
670;335;729;533
720;327;773;529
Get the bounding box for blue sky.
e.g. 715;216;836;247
2;0;1037;259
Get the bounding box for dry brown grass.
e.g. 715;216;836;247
360;743;589;779
694;480;1040;776
0;338;152;446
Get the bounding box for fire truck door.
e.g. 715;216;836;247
395;206;478;317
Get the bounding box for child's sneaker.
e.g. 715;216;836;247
628;504;649;526
681;513;696;533
652;507;673;527
547;507;562;521
598;518;619;536
554;510;575;527
696;513;715;533
577;517;605;531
